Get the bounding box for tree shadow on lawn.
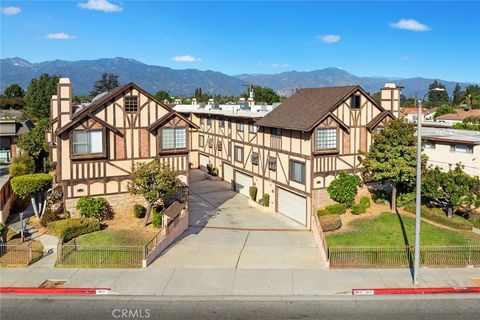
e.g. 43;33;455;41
394;208;415;277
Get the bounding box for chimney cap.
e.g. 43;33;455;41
59;78;71;84
383;83;396;88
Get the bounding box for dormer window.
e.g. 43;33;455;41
124;96;138;112
352;95;361;109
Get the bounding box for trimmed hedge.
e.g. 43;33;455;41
133;204;146;218
319;214;342;232
327;173;362;207
404;204;473;230
75;196;112;221
10;173;53;198
317;203;347;216
9;154;35;178
47;218;100;243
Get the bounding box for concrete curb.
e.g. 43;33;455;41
352;287;480;295
0;287;112;295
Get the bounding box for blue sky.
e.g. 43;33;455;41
1;1;479;82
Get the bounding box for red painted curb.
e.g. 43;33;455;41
352;287;480;295
0;287;111;295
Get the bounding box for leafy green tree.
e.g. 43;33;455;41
154;90;171;102
427;80;449;108
73;95;92;104
17;118;50;168
242;86;281;104
361;118;423;212
327;173;362;207
90;73;119;96
9;154;36;177
128;160;180;227
452;116;480;131
434;104;456;120
24;74;59;121
0;97;25;110
452;83;463;105
10;173;53;218
423;165;480;217
4;84;24;98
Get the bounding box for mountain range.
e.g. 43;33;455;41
0;57;474;98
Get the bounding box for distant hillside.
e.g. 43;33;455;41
0;57;474;97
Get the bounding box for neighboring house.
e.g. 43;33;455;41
435;109;480;125
174;83;400;228
0;118;33;163
47;78;198;213
422;127;480;177
400;107;435;122
0;164;12;223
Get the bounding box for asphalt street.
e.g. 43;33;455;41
1;295;479;320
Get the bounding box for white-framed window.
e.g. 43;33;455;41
124;96;138;112
316;128;337;150
424;141;436;149
249;124;258;133
161;128;186;149
237;122;244;131
290;160;306;184
72;130;103;155
199;135;204;147
234;146;243;162
450;143;473;154
207;118;212;126
219;119;225;127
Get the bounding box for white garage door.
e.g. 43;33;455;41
223;163;233;184
235;171;253;197
277;188;307;226
199;154;209;171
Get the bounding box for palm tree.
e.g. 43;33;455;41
461;93;480;111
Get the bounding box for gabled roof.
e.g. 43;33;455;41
57;82;175;135
366;111;395;131
255;85;382;132
436;109;480;121
148;111;199;132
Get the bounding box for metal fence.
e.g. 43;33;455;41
329;244;480;268
57;240;145;268
0;243;32;266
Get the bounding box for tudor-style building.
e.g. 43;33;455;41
174;83;400;228
47;78;198;212
48;78;400;228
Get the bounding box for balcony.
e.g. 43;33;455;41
270;136;282;150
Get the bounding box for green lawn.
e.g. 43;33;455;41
73;229;154;246
326;212;480;247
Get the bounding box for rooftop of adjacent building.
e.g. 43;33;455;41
436;109;480;121
422;127;480;145
173;102;276;119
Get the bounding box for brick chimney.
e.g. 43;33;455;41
380;83;401;118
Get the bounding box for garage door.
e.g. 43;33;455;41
234;171;253;197
277;188;307;226
223;163;233;184
199;154;209;171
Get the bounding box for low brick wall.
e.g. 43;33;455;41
65;193;146;217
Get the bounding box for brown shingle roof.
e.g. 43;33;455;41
436;109;480;121
255;85;371;131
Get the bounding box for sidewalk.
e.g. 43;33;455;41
1;265;478;296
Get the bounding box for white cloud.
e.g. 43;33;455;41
1;6;21;15
317;34;341;44
271;63;289;68
45;33;76;40
78;0;123;12
171;55;202;62
390;19;431;32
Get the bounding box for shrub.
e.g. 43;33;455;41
10;173;53;198
206;163;218;176
133;204;146;219
262;193;270;207
319;214;342;232
318;203;347;216
359;196;371;208
40;208;59;227
249;185;258;201
9;154;35;177
327;173;362;207
397;192;416;207
351;204;366;215
152;207;163;228
469;218;480;229
47;218;100;243
75;196;112;221
404;204;473;230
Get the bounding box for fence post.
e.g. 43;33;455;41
27;243;32;265
143;245;147;260
468;244;472;266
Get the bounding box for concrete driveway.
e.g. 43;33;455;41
151;170;324;269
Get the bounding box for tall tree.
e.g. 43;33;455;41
427;80;449;108
90;73;119;96
242;86;281;104
4;84;24;98
24;74;59;121
17;118;50;169
154;90;171;102
361;118;422;212
452;83;463;105
461;85;480;111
